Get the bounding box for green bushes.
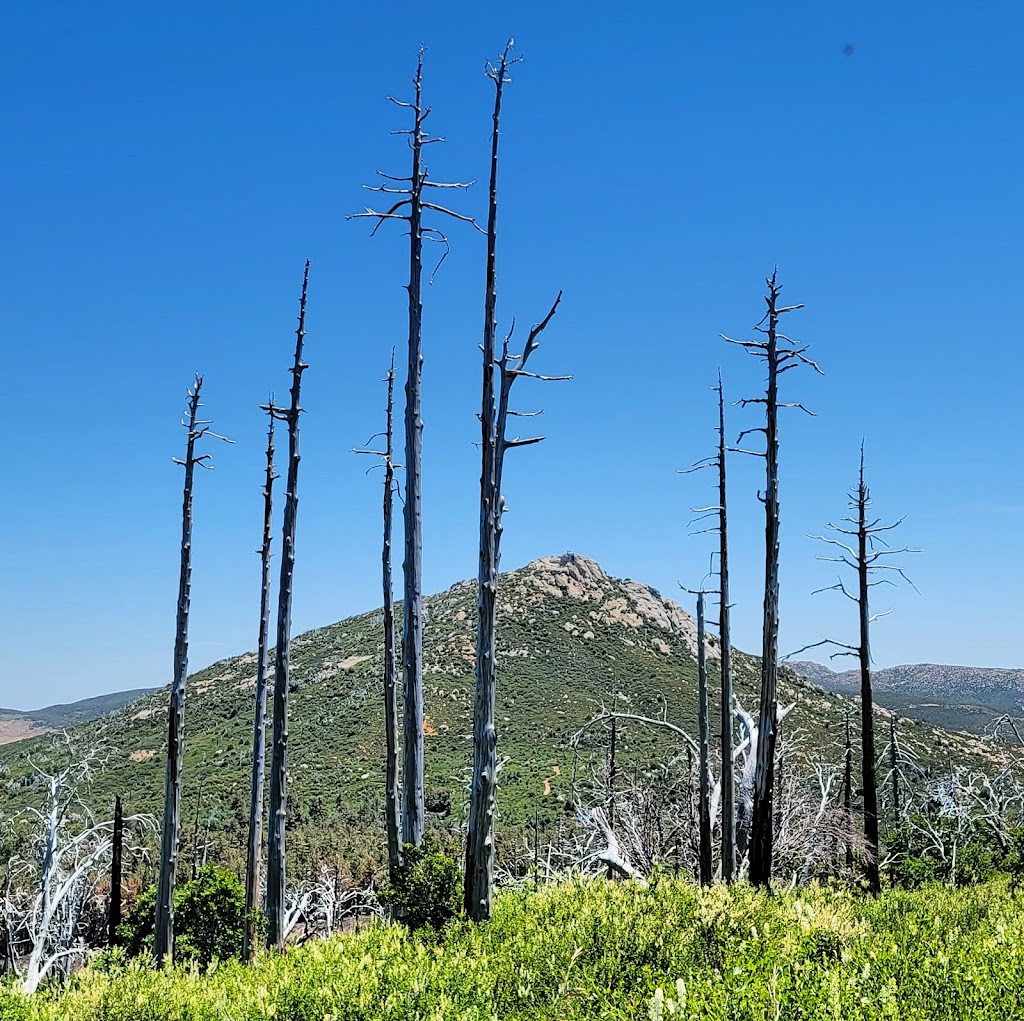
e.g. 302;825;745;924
3;877;1023;1019
378;842;462;931
117;864;245;966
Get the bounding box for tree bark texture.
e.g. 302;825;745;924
267;262;310;951
108;796;122;948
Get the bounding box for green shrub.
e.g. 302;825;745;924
378;842;461;932
118;864;245;966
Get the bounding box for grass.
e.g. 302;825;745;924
3;877;1023;1020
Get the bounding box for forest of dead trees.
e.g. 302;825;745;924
2;41;1021;990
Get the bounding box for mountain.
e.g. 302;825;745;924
0;689;156;746
0;555;1006;866
788;661;1024;739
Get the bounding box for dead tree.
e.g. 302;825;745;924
350;50;477;850
266;262;310;951
243;400;278;961
680;373;738;880
695;591;713;884
844;709;854;870
793;445;919;894
154;375;231;966
107;796;122;948
465;41;568;922
725;271;821;886
354;354;401;883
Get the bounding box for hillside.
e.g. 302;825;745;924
789;660;1024;738
0;555;1006;863
0;689;156;746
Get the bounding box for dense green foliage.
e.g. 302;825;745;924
117;865;246;967
3;878;1023;1020
379;843;462;932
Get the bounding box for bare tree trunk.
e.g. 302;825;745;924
607;716;618;880
464;42;565;922
716;375;735;882
890;715;900;827
726;272;819;887
350;51;477;854
856;451;881;894
696;592;713;885
155;376;204;966
844;709;854;871
243;404;277;961
108;796;122;947
399;54;429;851
748;278;782;888
267;262;310;951
381;359;401;881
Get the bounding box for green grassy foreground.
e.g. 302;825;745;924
3;878;1023;1020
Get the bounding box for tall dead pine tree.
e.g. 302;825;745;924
695;591;713;885
680;373;738;880
465;41;568;922
354;354;401;882
154;375;230;966
800;445;919;894
243;401;278;961
726;272;821;887
266;263;310;950
350;50;476;850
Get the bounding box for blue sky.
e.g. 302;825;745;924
2;1;1022;709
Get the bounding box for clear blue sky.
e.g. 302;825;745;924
2;1;1022;710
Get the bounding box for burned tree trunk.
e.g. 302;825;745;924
108;796;122;947
797;445;919;895
855;453;881;894
266;262;310;951
726;272;820;887
355;357;402;882
696;591;713;885
464;42;567;922
243;402;278;961
350;51;475;851
155;374;229;966
715;378;736;883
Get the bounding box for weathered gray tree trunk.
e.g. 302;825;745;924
243;403;277;961
890;716;901;827
266;262;310;951
350;52;476;852
727;272;819;887
715;375;736;882
155;375;213;966
400;57;428;851
108;795;122;947
464;42;566;921
380;359;401;880
696;591;713;885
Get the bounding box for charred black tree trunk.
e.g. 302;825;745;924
856;454;881;895
800;445;917;894
727;272;819;887
696;592;713;886
243;403;277;961
465;41;566;922
155;375;229;966
108;796;122;948
266;262;310;951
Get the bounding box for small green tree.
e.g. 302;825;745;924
380;843;461;932
120;865;245;967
